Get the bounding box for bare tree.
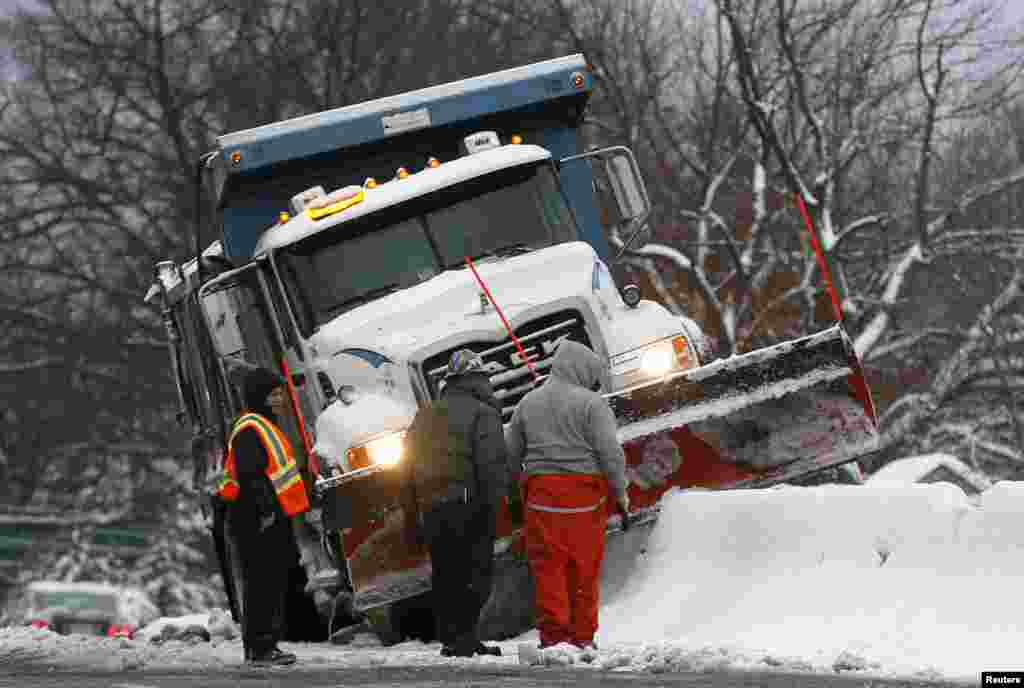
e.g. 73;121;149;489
490;0;1023;473
708;0;1024;470
0;0;563;510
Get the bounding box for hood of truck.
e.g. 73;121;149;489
309;241;604;362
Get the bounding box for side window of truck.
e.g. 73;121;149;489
202;272;280;377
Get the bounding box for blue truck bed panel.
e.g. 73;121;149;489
217;55;592;174
213;54;610;262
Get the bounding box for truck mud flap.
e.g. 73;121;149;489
607;324;879;487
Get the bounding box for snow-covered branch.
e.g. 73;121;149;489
925;168;1024;237
831;214;888;255
880;264;1024;451
0;357;65;374
930;423;1024;466
854;243;923;358
865;328;962;362
612;233;735;350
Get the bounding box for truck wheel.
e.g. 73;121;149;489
283;561;330;641
389;592;436;643
363;593;436;646
364;605;403;647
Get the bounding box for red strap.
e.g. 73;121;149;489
281;357;320;476
794;193;843;322
465;256;540;382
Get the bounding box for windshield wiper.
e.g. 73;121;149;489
491;243;534;258
454;244;535;268
325;283;402;315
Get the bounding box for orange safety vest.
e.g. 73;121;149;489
218;412;310;517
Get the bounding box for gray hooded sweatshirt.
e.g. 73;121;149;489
505;340;628;500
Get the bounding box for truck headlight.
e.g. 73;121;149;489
640;346;674;376
610;335;695;390
347;431;407;470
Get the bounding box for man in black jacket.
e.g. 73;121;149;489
400;349;510;658
224;367;307;667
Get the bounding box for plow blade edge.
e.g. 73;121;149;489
607;324;879;490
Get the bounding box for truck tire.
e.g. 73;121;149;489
283;561;330;641
364;605;404;646
364;593;435;646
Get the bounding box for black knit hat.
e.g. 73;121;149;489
242;366;286;410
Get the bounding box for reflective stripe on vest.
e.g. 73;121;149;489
219;412;310;517
526;496;607;514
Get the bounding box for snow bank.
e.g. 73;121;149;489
4;482;1020;683
598;482;1023;682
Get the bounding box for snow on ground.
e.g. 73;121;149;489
3;481;1021;684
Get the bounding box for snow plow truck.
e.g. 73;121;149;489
145;55;880;643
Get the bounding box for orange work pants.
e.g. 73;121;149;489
523;474;608;648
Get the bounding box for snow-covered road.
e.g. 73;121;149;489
3;481;1021;686
0;664;965;688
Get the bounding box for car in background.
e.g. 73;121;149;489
866;453;993;497
3;581;159;639
788;461;865;486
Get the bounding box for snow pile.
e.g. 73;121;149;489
134;608;237;644
597;481;1024;682
3;481;1022;683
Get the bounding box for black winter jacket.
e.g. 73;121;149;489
400;372;510;515
231;424;287;534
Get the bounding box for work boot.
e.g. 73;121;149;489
474;641;502;657
440;642;475;658
441;635;484;658
248;647;297;667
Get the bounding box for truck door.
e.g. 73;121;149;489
198;263;281;411
196;261;318;477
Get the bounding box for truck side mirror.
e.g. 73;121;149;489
604;152;649;223
559;146;652;260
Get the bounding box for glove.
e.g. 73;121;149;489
616;494;631;531
507;491;524;524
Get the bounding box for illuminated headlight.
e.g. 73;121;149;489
639;346;674;376
610;335;695;390
347;431;406;470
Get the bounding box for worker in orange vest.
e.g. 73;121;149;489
219;367;310;667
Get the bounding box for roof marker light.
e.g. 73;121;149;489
427;157;441;169
305;187;365;221
510;134;523;145
364;177;378;189
289;186;326;214
396;167;409;179
278;212;290;224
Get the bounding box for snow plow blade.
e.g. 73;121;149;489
607;324;879;491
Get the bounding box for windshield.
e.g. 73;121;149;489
277;161;577;335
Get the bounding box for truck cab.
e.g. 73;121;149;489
149;54;705;640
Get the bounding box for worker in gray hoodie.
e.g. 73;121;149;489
505;340;629;650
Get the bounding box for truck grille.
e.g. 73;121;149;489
423;310;592;421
